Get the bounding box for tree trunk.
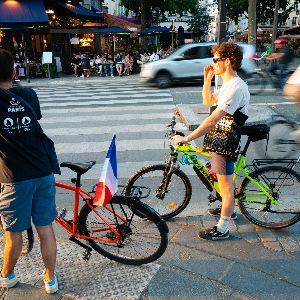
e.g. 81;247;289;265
272;0;280;52
248;0;257;46
140;0;147;49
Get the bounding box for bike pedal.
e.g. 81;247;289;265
208;194;218;203
83;249;92;261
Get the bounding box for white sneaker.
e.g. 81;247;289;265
80;75;84;78
44;274;58;294
0;273;18;288
111;74;114;77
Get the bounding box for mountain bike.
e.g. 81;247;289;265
18;161;168;265
125;116;300;229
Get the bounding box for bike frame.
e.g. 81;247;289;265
172;143;277;205
54;181;125;244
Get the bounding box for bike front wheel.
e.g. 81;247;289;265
125;164;192;220
78;195;168;265
238;166;300;229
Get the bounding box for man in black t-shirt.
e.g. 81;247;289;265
0;49;58;294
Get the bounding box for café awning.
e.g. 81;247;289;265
138;26;173;36
93;26;132;35
0;0;49;30
51;0;102;19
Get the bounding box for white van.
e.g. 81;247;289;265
140;42;257;88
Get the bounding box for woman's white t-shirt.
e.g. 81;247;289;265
214;76;250;116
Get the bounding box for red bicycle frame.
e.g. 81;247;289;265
54;182;126;244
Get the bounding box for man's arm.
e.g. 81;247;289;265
202;66;217;106
174;107;227;144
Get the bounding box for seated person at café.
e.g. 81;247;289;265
71;53;81;77
81;54;91;77
115;53;123;77
104;54;114;77
95;54;106;77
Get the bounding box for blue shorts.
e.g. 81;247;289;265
211;153;234;175
0;174;57;232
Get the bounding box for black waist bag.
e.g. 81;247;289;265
203;106;248;161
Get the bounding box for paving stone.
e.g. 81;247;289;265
262;241;283;252
278;235;300;252
144;266;218;299
256;229;277;243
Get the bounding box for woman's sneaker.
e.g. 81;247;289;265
0;273;18;288
44;274;58;294
198;226;229;240
207;207;237;220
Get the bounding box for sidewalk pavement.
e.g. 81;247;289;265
0;213;300;300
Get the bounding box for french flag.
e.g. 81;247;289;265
93;134;118;207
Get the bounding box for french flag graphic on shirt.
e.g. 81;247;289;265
93;134;118;207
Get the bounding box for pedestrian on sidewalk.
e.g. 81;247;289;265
0;49;58;293
173;42;250;240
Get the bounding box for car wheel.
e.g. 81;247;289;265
156;74;171;88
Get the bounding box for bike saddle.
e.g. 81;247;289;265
241;124;270;142
60;161;96;175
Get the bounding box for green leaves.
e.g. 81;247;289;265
187;4;210;38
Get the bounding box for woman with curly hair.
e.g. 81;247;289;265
173;42;250;240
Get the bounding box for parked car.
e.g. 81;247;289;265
140;42;257;88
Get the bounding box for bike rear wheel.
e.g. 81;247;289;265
238;166;300;229
125;164;192;220
254;120;297;159
78;195;168;265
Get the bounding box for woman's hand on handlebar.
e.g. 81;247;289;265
173;135;188;145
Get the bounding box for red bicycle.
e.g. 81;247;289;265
21;161;168;265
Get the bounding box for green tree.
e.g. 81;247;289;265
187;4;210;40
227;0;299;25
120;0;198;28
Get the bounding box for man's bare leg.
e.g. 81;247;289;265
36;224;57;282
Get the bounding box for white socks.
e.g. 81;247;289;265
217;215;231;233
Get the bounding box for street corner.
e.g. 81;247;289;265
0;235;161;300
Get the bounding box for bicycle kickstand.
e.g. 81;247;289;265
69;236;93;261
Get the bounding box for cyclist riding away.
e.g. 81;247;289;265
173;42;250;241
267;38;293;90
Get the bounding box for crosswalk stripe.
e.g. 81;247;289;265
40;112;174;124
41;104;174;114
40;98;173;107
38;93;171;101
44;123;185;136
55;139;172;154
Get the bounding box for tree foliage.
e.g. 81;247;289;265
187;4;210;39
227;0;300;25
120;0;198;26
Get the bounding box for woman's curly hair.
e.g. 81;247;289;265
212;42;243;71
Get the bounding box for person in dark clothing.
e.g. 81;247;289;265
71;54;81;77
267;39;293;90
0;49;58;294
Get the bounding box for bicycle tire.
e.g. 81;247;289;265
21;226;34;254
125;164;192;220
238;166;300;229
254;120;297;159
78;195;168;265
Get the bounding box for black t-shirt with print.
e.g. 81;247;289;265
0;87;52;183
